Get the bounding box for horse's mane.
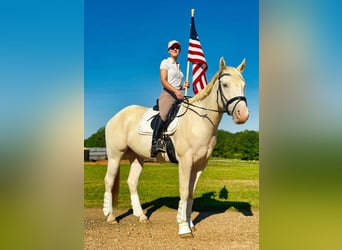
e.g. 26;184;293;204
188;69;223;103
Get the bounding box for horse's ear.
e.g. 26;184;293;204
237;58;246;72
219;57;226;70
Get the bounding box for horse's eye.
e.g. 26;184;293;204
222;83;228;88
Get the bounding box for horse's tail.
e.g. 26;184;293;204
112;167;120;207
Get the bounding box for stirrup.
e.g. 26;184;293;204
151;139;165;157
150;139;166;158
156;139;166;152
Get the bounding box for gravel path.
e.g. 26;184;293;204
84;208;259;250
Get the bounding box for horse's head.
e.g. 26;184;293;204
217;57;249;124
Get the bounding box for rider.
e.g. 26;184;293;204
150;40;189;158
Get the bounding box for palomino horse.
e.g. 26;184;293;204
103;57;249;237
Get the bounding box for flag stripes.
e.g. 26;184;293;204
187;17;208;95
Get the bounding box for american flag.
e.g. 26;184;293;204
187;16;208;95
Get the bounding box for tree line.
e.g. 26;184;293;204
84;128;259;160
212;130;259;160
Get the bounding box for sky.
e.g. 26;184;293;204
84;0;259;139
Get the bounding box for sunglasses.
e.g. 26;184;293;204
169;45;181;50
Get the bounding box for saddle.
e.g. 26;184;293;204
137;100;182;136
137;100;182;163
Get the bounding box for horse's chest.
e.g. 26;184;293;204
193;136;217;159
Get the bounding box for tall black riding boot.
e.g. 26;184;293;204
150;115;166;158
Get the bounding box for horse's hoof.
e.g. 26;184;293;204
190;226;196;232
108;219;118;225
179;232;194;238
140;219;150;224
178;223;192;237
139;215;149;223
106;213;117;224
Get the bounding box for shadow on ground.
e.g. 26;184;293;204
116;186;253;225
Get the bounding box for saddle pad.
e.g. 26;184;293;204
137;108;180;135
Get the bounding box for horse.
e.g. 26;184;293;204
102;57;249;237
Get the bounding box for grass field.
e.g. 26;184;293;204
84;159;259;212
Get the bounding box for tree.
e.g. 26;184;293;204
236;130;259;160
84;127;106;147
212;130;259;160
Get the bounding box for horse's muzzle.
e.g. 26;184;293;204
233;101;249;124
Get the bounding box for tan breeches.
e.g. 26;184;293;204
158;89;177;121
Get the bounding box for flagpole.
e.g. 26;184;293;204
185;8;195;97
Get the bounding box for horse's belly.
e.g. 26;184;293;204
127;133;151;157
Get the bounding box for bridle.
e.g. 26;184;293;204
217;73;247;115
181;72;247;117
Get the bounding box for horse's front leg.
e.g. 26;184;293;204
187;169;204;231
127;158;148;222
177;155;193;237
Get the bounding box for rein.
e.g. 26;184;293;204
180;73;247;117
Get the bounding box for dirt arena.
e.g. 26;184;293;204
84;208;259;249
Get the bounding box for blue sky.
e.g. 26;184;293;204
85;0;259;139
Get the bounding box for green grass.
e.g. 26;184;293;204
84;159;259;211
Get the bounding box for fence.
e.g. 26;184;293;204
84;147;107;161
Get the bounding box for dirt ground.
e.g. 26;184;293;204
84;208;259;250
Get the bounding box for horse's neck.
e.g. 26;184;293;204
191;81;223;130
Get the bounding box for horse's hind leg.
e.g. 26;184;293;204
103;155;122;224
127;155;148;222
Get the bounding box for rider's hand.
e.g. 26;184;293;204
183;81;189;89
182;81;189;90
175;89;184;100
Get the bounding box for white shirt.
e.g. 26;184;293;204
160;57;184;89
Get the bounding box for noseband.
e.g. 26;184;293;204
217;73;247;116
